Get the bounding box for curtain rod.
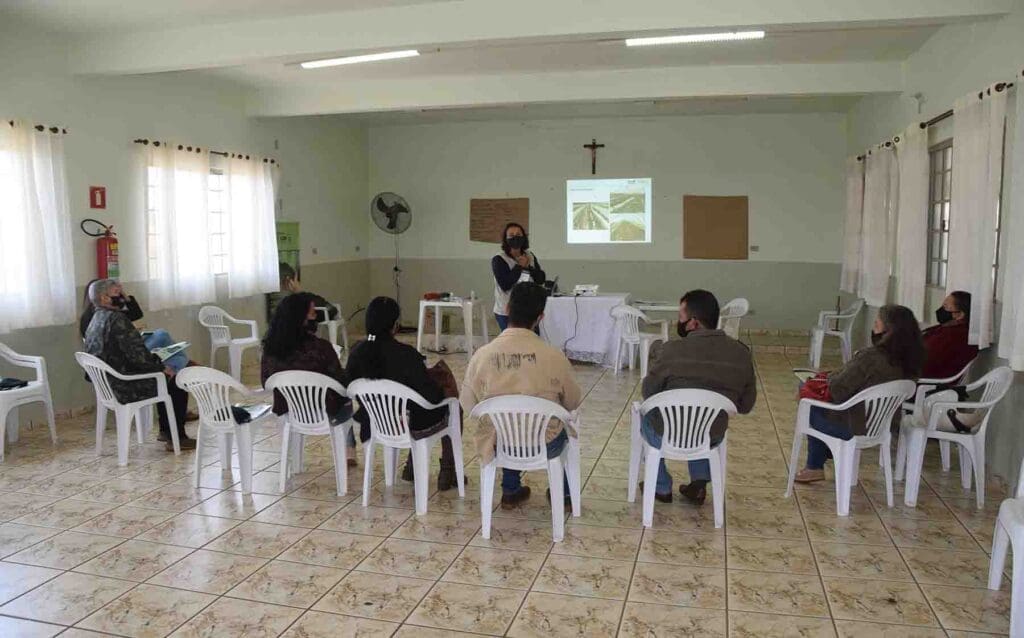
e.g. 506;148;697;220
133;138;278;165
918;78;1017;130
7;120;68;134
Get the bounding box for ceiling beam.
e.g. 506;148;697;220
69;0;1011;75
247;61;904;117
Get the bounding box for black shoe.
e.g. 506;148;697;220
679;481;707;506
157;432;171;443
401;459;414;482
500;485;532;510
545;488;572;509
166;436;196;451
640;481;673;503
437;464;468;492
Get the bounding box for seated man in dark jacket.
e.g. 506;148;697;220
640;289;757;505
83;279;195;450
921;290;978;379
346;296;461;491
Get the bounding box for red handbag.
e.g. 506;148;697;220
798;373;833;402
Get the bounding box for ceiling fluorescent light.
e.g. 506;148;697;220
625;31;765;46
301;49;419;69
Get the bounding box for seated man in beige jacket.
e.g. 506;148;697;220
461;283;583;509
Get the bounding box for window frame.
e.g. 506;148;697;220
926;139;953;288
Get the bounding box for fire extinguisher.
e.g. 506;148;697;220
81;218;120;279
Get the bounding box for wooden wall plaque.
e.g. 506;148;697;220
470;198;529;242
683;195;749;260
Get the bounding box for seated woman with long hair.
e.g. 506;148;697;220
346;296;462;491
260;292;356;464
794;304;924;483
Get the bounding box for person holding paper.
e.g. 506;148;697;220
491;223;546;331
79;279;191;373
82;279;194;451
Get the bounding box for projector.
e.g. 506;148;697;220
573;284;600;297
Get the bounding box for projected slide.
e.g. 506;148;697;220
567;178;652;243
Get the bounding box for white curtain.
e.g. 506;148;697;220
946;88;1007;349
894;125;929;319
998;88;1024;370
840;157;865;293
857;146;897;307
224;157;280;298
0;121;75;333
143;143;216;311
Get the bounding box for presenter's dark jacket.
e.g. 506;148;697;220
345;337;447;442
642;329;757;441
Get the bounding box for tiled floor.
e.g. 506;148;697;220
0;343;1013;637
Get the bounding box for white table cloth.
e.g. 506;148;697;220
540;293;630;366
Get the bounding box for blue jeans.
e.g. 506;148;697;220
332;404;357;448
501;429;570;501
641;414;722;494
804;407;853;470
144;329;189;373
495;314;509;331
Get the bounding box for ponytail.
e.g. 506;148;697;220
362;296;401;378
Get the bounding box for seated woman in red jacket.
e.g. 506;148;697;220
921;290;978;379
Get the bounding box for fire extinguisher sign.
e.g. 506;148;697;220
89;186;106;209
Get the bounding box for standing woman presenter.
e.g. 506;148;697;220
492;223;546;331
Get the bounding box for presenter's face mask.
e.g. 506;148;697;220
506;235;527;250
871;331;885;346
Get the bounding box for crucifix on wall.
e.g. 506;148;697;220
583;138;605;175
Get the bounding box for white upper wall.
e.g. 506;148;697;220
0;25;367;286
368;112;845;263
847;5;1024;152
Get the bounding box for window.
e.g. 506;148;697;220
926;140;952;287
208;169;227;275
145;166;228;279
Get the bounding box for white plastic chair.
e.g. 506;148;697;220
198;306;260;381
470;396;581;543
808;299;864;368
897;367;1013;509
74;352;181;466
348;379;464;515
316;302;350;354
717;298;749;339
265;371;355;496
898;357;976;474
784;380;915;516
613;305;669;378
177;366;271;494
988;457;1024;636
0;343;57;462
628;389;737;528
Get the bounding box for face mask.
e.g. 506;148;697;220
506;235;526;250
111;295;127;309
677;320;693;338
935;307;954;324
871;331;884;346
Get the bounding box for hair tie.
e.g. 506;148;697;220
367;334;376;342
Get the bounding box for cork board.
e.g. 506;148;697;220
683;195;749;260
470;198;529;242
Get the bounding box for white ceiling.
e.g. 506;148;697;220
2;0;1014;120
335;95;863;126
206;26;938;87
0;0;443;34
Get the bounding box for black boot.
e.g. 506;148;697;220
401;454;414;482
437;462;464;491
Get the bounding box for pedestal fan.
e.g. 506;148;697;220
370;192;414;330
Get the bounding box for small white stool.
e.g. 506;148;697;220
416;298;488;357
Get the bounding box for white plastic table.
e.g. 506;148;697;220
416;298;489;357
635;302;678;313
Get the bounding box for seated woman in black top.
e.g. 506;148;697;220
346;296;461;491
260;293;356;465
